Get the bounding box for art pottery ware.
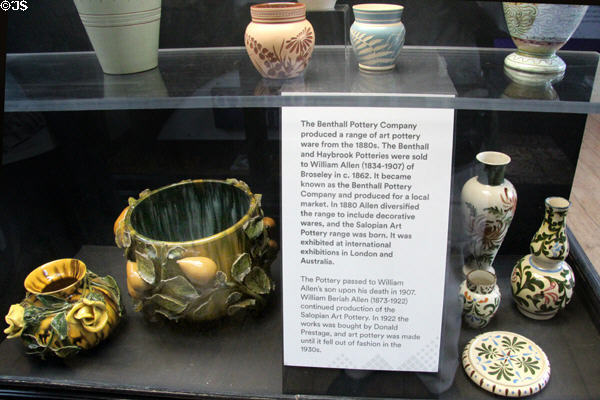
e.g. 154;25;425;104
303;0;337;11
245;2;315;79
114;179;278;323
511;197;575;320
3;259;123;359
73;0;161;74
461;152;517;275
459;270;501;328
462;331;551;397
350;3;405;72
503;3;588;74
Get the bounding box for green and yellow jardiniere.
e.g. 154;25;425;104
4;259;123;359
114;179;278;322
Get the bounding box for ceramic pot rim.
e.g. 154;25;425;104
125;179;259;247
545;196;571;210
476;151;511;166
251;2;306;23
466;269;497;287
353;3;404;12
24;258;87;295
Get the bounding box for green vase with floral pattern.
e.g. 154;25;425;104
511;197;575;320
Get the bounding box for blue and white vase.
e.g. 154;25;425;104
350;3;405;72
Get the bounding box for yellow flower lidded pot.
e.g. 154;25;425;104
3;259;123;359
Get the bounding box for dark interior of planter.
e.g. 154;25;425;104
130;182;251;242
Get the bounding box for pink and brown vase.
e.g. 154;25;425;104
244;2;315;79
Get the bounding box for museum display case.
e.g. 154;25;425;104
2;1;600;399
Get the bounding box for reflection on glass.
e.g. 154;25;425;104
502;66;563;101
103;68;168;98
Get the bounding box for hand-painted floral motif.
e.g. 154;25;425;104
462;331;551;397
459;270;501;328
461;152;517;275
511;197;574;320
511;256;574;319
245;31;314;79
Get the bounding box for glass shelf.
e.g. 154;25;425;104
5;46;600;113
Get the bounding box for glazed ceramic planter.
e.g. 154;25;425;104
114;179;278;322
459;270;501;329
245;2;315;79
350;3;405;72
511;197;575;320
503;3;588;74
462;152;517;275
73;0;161;74
4;259;123;359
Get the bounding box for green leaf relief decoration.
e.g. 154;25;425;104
227;299;256;316
159;275;199;302
226;292;243;306
231;253;252;283
476;343;499;360
50;312;68;341
244;216;264;240
244;267;271;295
136;251;156;285
36;295;68;309
85;292;105;303
148;294;187;314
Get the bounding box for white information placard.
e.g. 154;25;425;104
282;106;454;372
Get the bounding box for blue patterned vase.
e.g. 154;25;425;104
350;3;405;72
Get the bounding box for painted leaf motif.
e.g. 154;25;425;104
244;267;271;295
502;336;527;352
475;342;500;359
231;253;252;283
54;345;80;358
488;362;515;381
515;356;540;375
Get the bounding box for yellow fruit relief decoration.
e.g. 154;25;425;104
3;259;123;359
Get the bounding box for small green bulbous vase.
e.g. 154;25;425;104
114;179;278;323
511;197;575;320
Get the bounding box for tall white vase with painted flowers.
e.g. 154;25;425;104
461;152;517;275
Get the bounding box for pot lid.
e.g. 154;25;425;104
462;331;551;397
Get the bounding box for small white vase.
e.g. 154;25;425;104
73;0;162;74
459;270;501;328
461;152;517;275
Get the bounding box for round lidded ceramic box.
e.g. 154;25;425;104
244;2;315;79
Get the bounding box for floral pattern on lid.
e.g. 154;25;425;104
462;331;550;397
